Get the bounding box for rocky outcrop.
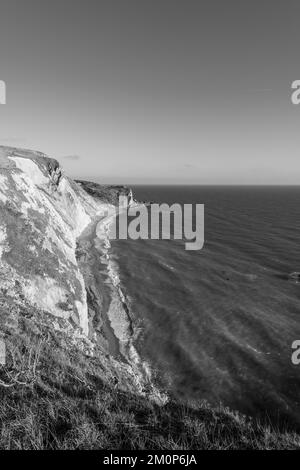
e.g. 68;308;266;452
75;180;134;206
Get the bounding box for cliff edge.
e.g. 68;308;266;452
0;146;158;397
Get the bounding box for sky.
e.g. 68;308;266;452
0;0;300;184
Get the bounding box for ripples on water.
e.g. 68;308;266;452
111;186;300;429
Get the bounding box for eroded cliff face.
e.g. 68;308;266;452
0;146;108;337
0;146;165;401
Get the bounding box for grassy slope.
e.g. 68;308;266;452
0;296;299;450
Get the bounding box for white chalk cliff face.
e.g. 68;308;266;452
0;146;165;401
0;146;107;336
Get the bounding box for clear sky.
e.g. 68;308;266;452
0;0;300;184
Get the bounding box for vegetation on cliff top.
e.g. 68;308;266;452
0;295;299;450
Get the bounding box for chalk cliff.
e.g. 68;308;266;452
0;146;162;400
0;146;103;335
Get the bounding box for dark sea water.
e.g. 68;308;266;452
110;186;300;429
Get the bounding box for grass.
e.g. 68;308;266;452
0;296;299;450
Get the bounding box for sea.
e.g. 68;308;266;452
109;185;300;429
